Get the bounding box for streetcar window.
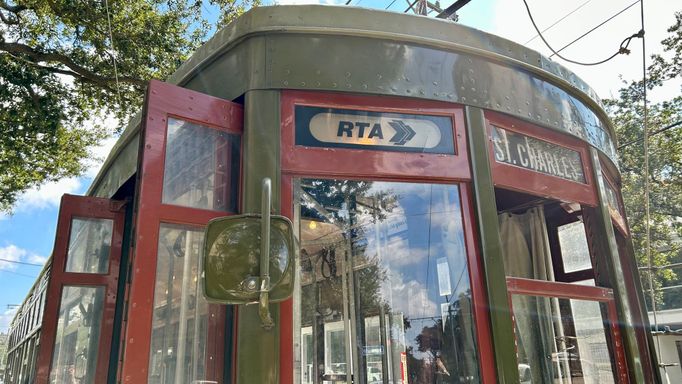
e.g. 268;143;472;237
295;179;479;384
510;295;617;383
65;217;113;274
162;117;240;212
49;286;105;384
148;224;210;384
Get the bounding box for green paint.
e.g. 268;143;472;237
465;106;519;384
235;90;282;384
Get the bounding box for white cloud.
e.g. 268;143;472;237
0;245;25;271
28;254;49;266
0;244;47;270
0;307;19;332
83;135;119;179
14;177;83;212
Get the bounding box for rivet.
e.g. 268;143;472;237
406;89;411;93
496;103;501;108
346;83;352;88
473;98;478;103
300;82;306;87
377;74;382;79
346;72;351;77
419;90;425;95
448;94;453;99
362;84;368;89
517;109;522;113
316;81;321;87
332;82;337;88
285;69;291;75
471;88;476;92
433;81;438;86
460;86;465;91
461;97;466;101
283;80;289;86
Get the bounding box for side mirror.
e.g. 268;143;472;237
202;178;295;329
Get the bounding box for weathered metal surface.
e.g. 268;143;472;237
89;4;619;198
465;106;519;383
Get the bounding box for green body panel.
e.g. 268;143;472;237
89;5;620;198
587;149;658;384
76;5;657;383
236;90;282;384
465;106;519;384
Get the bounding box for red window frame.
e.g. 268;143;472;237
120;80;243;383
35;195;126;384
506;277;630;383
279;90;496;384
281;90;469;181
485;111;598;206
600;164;629;236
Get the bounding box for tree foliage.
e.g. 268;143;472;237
0;0;256;212
605;11;682;310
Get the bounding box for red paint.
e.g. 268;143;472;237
35;195;126;384
601;166;629;236
485;111;598;206
120;80;243;383
506;277;629;383
278;92;501;383
281;91;470;182
461;184;498;384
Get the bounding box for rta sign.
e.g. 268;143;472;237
295;106;455;154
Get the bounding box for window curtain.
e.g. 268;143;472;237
499;206;571;383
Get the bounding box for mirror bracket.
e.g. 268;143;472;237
259;178;274;330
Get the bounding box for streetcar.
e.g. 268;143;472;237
3;5;661;384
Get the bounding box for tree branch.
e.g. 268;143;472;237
0;40;147;88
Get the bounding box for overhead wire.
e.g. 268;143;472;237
0;257;43;267
104;0;122;104
549;0;641;58
521;0;643;66
618;120;682;150
524;0;594;45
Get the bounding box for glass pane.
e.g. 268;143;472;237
558;221;592;273
511;294;617;384
65;218;113;273
148;224;212;384
162;117;240;212
296;179;479;384
49;286;105;384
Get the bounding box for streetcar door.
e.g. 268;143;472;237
35;195;126;384
294;179;480;384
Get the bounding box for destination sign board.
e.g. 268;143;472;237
491;126;586;184
295;106;455;154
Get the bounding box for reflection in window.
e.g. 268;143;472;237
162;117;240;212
296;179;479;384
511;294;616;384
50;286;105;384
148;224;211;384
65;217;113;273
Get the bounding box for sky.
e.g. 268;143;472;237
1;0;680;333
